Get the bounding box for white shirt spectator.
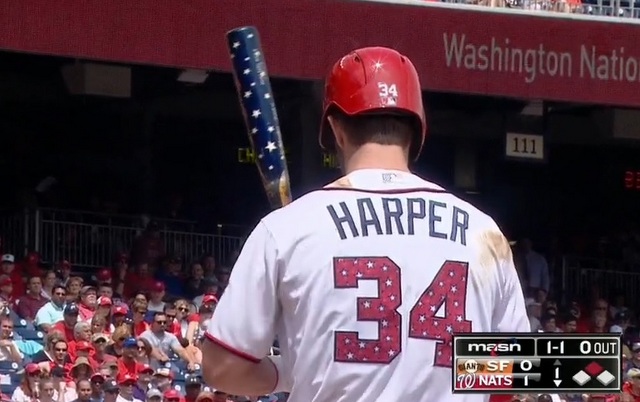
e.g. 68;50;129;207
34;302;64;329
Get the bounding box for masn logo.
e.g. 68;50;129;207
467;343;521;353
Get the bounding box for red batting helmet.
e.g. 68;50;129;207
320;47;427;160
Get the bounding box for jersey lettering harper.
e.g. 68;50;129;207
206;169;530;402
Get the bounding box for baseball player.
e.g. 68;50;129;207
202;47;530;402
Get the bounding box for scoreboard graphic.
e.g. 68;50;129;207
452;334;621;394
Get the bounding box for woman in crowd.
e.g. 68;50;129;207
95;297;113;332
37;379;57;402
173;299;197;340
90;314;109;335
11;363;41;402
104;325;131;358
65;277;83;303
41;270;58;300
70;357;93;381
135;337;152;365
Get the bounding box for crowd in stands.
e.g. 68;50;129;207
0;220;283;402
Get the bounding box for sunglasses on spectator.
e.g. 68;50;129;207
55;348;67;352
94;339;107;344
155;320;166;325
177;307;188;312
166;315;175;319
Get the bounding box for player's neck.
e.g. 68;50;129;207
342;144;410;174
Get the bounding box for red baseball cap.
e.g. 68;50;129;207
163;390;181;399
202;294;218;305
151;281;165;292
113;305;128;315
25;363;40;375
98;297;112;307
97;268;112;281
76;341;92;351
117;373;137;385
137;364;154;374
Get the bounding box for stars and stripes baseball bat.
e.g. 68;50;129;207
226;26;292;210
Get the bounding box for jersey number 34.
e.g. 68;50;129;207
332;257;471;367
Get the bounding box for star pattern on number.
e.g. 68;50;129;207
333;257;402;364
408;261;471;367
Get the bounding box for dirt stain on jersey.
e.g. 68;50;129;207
474;230;512;284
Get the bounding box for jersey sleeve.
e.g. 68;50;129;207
490;230;531;333
205;221;280;362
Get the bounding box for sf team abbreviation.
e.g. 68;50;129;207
452;334;621;394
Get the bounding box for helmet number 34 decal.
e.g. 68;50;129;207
378;82;398;106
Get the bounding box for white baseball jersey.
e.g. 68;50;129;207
207;169;530;402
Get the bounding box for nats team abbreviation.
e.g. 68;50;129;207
452;334;622;394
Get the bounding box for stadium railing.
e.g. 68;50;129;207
560;255;640;304
435;0;640;17
0;208;243;268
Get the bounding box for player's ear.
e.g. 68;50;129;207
327;115;347;151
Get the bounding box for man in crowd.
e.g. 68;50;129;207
140;312;196;370
0;316;22;362
15;276;47;321
35;284;66;331
52;303;80;341
117;338;142;377
1;254;23;298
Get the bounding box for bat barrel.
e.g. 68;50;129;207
226;26;291;209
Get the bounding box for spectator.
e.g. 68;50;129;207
135;338;152;365
162;389;182;402
0;275;13;304
102;379;120;402
157;257;184;298
56;260;73;287
151;368;172;392
611;310;631;334
90;373;106;401
34;284;66;332
91;314;110;336
123;265;154;299
32;332;68;364
15;276;47;322
1;254;24;299
147;282;166;313
201;255;216;281
192;283;218;310
11;363;41;402
520;239;550;294
184;375;201;402
146;389;162;402
112;305;128;329
0;317;22;362
623;368;640;400
117;373;142;402
172;299;196;340
68;322;92;359
117;338;141;377
139;312;195;370
130;221;165;267
95;268;113;288
526;299;542;332
74;378;93;402
131;302;149;337
184;263;206;299
41;270;57;300
66;277;84;303
52;303;80;341
106;326;131;358
71;357;94;381
38;379;56;402
92;333;116;366
590;311;608;333
78;286;98;322
99;284;114;300
563;315;578;333
136;364;154;396
540;314;557;332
